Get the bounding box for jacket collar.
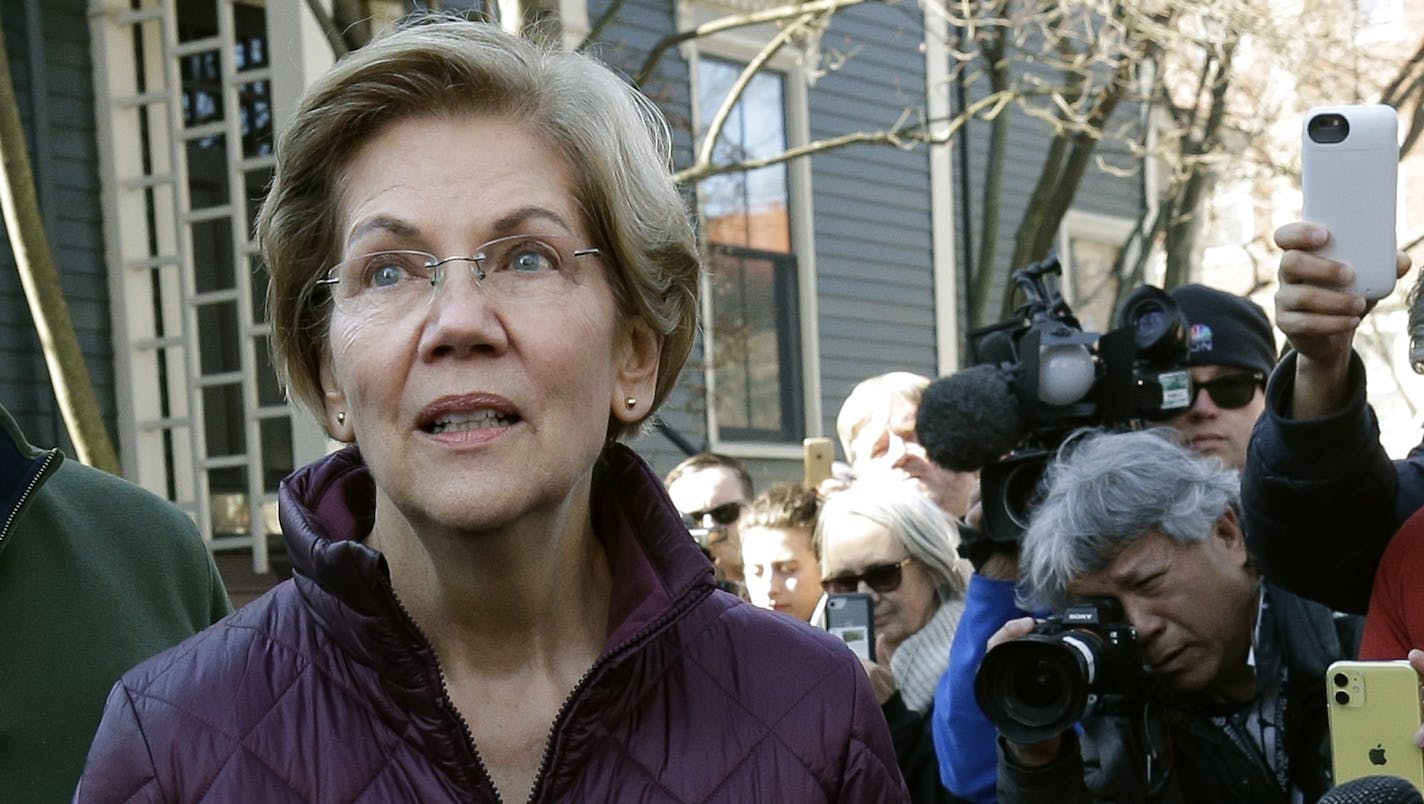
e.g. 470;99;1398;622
0;403;62;552
278;442;715;678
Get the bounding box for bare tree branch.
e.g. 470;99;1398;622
673;89;1017;185
696;12;818;168
633;0;873;86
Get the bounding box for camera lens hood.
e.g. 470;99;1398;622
974;631;1099;744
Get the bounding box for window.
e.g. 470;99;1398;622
1057;211;1135;334
697;56;805;444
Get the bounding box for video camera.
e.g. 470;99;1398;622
974;596;1151;743
921;256;1193;548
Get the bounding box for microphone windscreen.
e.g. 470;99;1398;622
916;365;1024;472
1320;776;1424;804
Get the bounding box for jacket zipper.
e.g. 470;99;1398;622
525;582;715;803
386;586;502;804
0;448;59;550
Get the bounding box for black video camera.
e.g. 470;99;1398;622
968;257;1192;545
974;597;1150;744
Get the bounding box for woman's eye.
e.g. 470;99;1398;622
370;263;406;288
506;245;557;274
358;254;423;289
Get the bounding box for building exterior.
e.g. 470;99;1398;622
2;0;1146;590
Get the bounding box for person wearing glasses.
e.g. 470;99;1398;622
817;475;971;803
988;429;1350;803
664;451;753;595
935;283;1286;803
76;18;906;803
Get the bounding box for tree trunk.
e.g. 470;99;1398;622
0;19;119;473
970;35;1010;329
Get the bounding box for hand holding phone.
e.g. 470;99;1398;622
1301;104;1399;300
825;592;875;663
1327;660;1424;791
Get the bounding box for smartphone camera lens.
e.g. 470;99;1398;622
1335;690;1351;705
1308;113;1350;144
1334;672;1349;687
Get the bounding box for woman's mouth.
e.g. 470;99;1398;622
427;408;519;434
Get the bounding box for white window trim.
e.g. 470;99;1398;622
1057;208;1136;308
924;4;959;377
680;2;822;458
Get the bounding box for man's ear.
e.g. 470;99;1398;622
611;318;662;425
1215;506;1247;564
319;348;354;442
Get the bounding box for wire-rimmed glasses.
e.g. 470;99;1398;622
315;234;601;317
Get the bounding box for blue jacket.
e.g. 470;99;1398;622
932;574;1027;803
1241;350;1424;613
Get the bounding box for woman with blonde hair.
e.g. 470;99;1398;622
78;18;904;803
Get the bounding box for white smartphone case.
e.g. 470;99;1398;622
1302;104;1400;300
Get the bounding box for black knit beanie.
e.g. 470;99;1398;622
1166;284;1278;375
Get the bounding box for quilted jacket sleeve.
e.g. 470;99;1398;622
837;654;912;803
74;682;164;804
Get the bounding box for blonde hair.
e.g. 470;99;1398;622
258;17;700;441
835;372;931;463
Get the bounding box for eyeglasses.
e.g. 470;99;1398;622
820;557;913;595
683;502;742;529
1190;371;1265;410
316;234;601;316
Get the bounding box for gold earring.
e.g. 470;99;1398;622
624;397;637;411
336;411;346;425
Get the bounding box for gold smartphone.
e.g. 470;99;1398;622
1327;660;1424;791
803;437;834;486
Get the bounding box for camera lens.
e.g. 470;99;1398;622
975;634;1096;744
1336;690;1350;705
1333;672;1348;687
1307;113;1350;144
1114;286;1187;364
1005;654;1074;719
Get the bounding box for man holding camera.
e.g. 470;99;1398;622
933;283;1286;801
987;429;1348;802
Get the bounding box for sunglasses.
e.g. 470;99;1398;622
820;558;913;595
684;502;742;528
1190;372;1265;410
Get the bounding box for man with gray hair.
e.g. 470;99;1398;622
987;429;1347;802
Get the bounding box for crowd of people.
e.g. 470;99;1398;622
8;12;1424;804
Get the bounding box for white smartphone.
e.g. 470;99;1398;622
1327;660;1424;791
825;593;875;663
1301;104;1400;300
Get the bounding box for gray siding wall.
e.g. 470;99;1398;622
809;4;937;453
0;0;112;452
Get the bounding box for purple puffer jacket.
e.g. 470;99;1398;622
76;444;907;803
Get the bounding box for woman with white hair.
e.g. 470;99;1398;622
817;475;972;803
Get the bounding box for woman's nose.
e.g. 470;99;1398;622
418;265;508;358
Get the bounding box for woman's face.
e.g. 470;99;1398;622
818;513;938;653
319;114;659;536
